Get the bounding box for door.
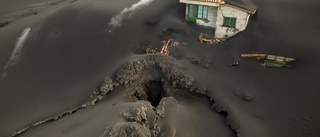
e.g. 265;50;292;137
188;4;197;23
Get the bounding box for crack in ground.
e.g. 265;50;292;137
206;95;240;137
11;91;107;137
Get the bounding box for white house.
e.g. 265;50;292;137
179;0;257;40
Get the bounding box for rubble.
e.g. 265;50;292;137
121;102;154;125
115;54;207;103
109;122;151;137
118;101;160;137
99;77;114;95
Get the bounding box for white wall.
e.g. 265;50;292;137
215;5;250;39
196;6;218;28
185;4;189;20
184;3;251;40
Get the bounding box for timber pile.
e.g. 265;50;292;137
160;39;171;55
197;33;222;44
161;39;187;55
241;54;296;68
145;46;159;54
145;39;186;55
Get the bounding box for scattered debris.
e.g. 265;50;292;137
160;39;171;55
241;54;296;68
145;39;187;55
160;39;187;55
243;95;253;101
260;60;290;68
99;77;114;95
146;46;160;54
231;59;240;66
241;54;296;62
197;33;222;44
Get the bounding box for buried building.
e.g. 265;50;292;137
179;0;257;40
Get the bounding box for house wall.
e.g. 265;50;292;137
180;0;220;7
196;6;218;28
185;4;189;20
215;5;250;39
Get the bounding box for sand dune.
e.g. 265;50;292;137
0;0;320;137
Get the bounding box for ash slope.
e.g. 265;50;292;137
0;0;320;137
21;54;235;137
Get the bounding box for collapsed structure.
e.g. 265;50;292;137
179;0;257;40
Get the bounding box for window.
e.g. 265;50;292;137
197;5;208;19
223;17;236;27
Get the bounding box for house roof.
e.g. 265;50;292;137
223;0;257;14
180;0;257;14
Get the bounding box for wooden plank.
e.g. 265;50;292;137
267;55;276;60
276;56;285;62
285;58;296;62
241;54;266;58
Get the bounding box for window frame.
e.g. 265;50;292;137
223;17;237;28
197;5;208;20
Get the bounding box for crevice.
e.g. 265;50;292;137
205;95;239;137
11;91;108;137
145;80;165;107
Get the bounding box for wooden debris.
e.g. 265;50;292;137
146;39;187;55
260;60;290;68
197;33;222;44
160;39;171;55
146;46;152;54
241;53;296;68
240;54;267;60
241;54;296;63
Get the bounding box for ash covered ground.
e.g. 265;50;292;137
0;0;320;137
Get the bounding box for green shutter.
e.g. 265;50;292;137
187;5;208;23
188;4;198;23
223;17;236;27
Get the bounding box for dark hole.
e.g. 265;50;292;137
145;80;164;107
219;111;228;117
